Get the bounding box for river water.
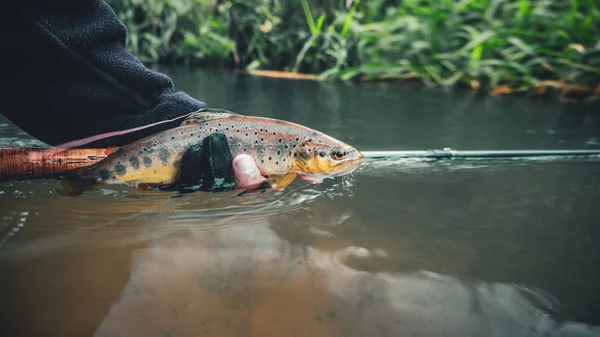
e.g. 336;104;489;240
1;67;600;337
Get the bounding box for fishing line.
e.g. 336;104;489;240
46;108;208;151
361;148;600;160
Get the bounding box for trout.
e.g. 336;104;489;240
0;110;363;190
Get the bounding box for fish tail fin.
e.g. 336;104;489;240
0;147;111;182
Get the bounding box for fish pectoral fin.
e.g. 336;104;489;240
266;173;298;190
298;174;324;184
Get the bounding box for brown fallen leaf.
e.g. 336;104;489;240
490;84;512;96
246;70;317;80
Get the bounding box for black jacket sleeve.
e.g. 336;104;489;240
0;0;206;148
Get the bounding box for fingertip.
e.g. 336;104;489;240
232;154;266;189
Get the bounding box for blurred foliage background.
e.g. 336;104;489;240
105;0;599;97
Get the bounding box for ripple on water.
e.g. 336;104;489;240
0;175;354;262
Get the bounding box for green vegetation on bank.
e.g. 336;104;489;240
107;0;599;98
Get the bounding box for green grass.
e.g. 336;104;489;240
106;0;600;100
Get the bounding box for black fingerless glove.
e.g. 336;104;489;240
175;133;236;193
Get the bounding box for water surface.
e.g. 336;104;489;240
1;67;600;337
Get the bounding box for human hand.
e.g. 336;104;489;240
175;132;266;193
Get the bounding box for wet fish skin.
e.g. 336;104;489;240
70;111;363;187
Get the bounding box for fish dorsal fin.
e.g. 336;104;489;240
180;108;240;126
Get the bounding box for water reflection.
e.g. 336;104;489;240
93;230;595;337
1;172;599;337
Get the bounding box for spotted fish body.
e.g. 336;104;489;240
69;111;363;187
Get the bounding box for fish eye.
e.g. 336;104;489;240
331;150;346;160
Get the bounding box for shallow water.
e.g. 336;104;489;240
1;67;600;337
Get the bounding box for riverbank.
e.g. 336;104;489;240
107;0;599;101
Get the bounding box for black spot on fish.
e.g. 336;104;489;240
295;137;299;141
294;153;298;157
277;150;281;155
226;127;229;131
276;161;279;165
98;169;110;182
115;164;126;176
284;145;288;149
218;123;221;126
283;158;286;162
278;138;282;143
268;156;272;161
129;156;140;169
254;132;257;135
261;137;264;141
159;148;170;164
245;133;248;136
143;157;152;168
